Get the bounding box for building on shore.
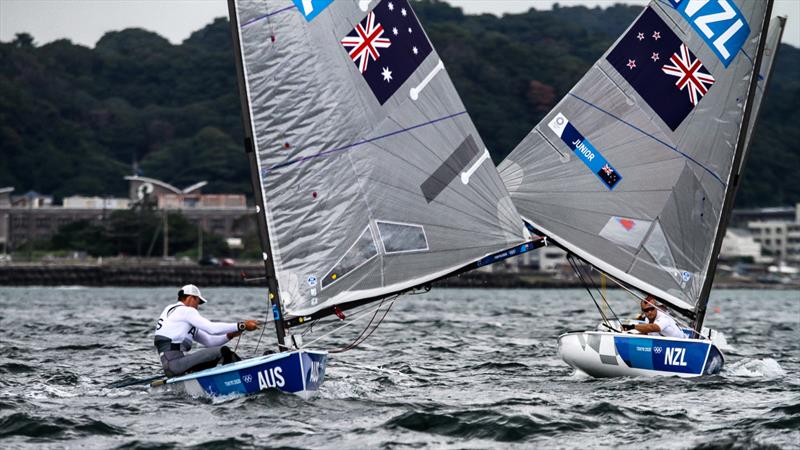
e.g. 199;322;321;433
745;203;800;263
0;177;255;252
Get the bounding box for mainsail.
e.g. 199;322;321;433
498;0;772;322
228;0;526;334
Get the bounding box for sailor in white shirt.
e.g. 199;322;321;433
622;295;686;339
154;284;259;377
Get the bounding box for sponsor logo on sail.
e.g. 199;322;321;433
653;346;663;354
547;113;622;190
669;0;750;67
243;374;253;383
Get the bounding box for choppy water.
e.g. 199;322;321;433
0;286;797;449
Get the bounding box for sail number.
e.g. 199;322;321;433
664;347;688;366
670;0;751;67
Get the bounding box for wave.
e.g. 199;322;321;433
0;362;35;374
724;358;786;378
384;409;593;442
0;413;126;439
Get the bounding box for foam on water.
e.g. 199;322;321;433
725;358;787;378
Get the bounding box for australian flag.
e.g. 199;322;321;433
606;7;715;131
341;0;432;105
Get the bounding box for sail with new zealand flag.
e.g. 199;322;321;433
498;0;773;328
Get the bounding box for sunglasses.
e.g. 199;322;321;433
642;307;656;312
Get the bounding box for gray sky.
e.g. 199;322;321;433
1;0;798;47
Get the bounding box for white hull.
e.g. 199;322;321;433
558;331;724;378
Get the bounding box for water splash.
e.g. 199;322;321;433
711;331;736;352
725;358;786;378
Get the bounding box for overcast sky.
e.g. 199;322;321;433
1;0;798;47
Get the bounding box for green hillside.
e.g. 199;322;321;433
0;1;797;206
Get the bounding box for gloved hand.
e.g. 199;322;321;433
621;323;636;331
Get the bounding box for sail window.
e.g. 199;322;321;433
321;227;378;290
377;221;429;254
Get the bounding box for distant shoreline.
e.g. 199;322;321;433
0;264;797;289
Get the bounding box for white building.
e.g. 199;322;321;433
720;228;765;262
63;196;130;209
746;203;800;263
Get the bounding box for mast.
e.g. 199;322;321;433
692;1;774;331
227;0;286;349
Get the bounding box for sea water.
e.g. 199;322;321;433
0;287;797;448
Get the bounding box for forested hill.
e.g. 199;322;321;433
1;1;797;206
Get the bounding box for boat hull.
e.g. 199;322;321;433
163;350;327;398
558;331;723;378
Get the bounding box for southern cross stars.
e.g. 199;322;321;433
637;32;645;41
381;67;392;82
388;2;394;11
392;27;398;35
651;52;659;62
652;31;661;40
627;59;636;69
401;7;407;16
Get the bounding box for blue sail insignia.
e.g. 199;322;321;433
669;0;750;68
547;113;622;190
291;0;334;22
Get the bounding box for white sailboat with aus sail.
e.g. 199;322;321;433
498;0;781;378
155;0;543;396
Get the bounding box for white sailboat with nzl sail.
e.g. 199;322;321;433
150;0;544;396
499;0;782;378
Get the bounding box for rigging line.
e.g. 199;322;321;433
330;297;390;353
567;93;725;186
581;257;623;325
332;300;395;353
299;297;399;349
568;254;617;331
266;111;468;172
252;300;271;356
241;4;296;28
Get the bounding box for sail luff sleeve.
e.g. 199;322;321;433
694;0;774;330
228;0;287;347
500;0;772;316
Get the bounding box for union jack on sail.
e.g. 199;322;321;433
662;43;715;106
341;11;391;74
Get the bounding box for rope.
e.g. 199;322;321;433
568;254;620;332
298;296;399;350
330;300;395;353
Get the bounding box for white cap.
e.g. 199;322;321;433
179;284;207;304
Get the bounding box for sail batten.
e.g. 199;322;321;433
500;0;774;325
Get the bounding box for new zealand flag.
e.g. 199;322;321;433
606;7;715;131
341;0;432;105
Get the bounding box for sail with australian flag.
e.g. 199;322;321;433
499;1;774;377
228;0;531;368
